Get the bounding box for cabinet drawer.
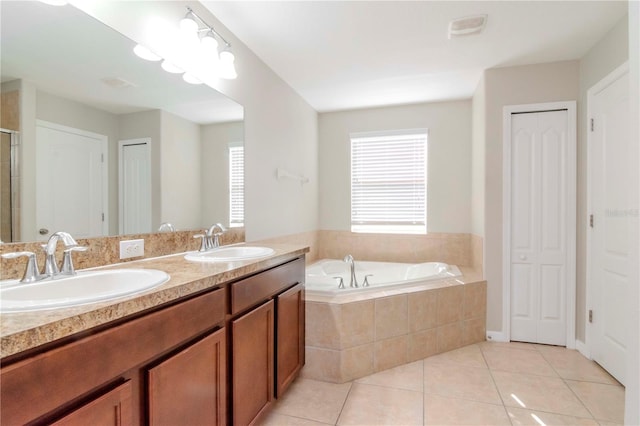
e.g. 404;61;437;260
0;287;225;426
231;257;305;315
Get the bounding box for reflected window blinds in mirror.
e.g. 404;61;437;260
134;7;237;85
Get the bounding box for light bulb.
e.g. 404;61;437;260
219;49;237;79
179;12;199;34
161;60;184;74
183;73;203;85
201;32;219;55
133;44;162;61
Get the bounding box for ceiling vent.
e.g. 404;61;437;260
448;14;487;39
101;77;137;89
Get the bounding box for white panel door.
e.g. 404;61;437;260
119;139;151;235
510;110;569;346
589;68;629;385
36;122;106;241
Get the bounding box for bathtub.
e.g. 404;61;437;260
303;258;486;383
305;259;462;296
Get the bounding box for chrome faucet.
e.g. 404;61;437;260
42;231;84;278
193;223;227;252
1;231;86;282
343;254;358;288
206;223;226;250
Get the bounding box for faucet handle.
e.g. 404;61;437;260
333;276;345;289
1;251;44;283
193;233;208;252
363;274;373;287
60;246;88;276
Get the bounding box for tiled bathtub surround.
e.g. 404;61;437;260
222;230;484;273
318;230;482;271
304;278;487;383
0;228;245;280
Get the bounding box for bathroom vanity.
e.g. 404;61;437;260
0;245;307;426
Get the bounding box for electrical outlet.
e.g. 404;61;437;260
119;239;144;259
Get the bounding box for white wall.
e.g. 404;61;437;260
471;78;486;237
577;16;629;342
160;111;201;230
76;1;319;242
482;60;580;333
201;121;243;226
318;100;472;233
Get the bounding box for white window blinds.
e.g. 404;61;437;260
350;130;427;234
229;143;244;227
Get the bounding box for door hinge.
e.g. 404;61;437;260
589;214;594;228
101;213;105;222
589;309;593;323
101;153;104;163
590;118;594;132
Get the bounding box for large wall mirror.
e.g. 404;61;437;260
0;1;244;243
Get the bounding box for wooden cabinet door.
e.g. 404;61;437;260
276;283;305;397
232;300;274;426
147;328;226;426
52;381;133;426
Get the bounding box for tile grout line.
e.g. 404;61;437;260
333;381;354;425
478;343;517;426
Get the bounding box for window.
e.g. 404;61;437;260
229;143;244;227
350;130;427;234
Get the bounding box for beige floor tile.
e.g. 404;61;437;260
259;411;333;426
479;341;539;351
482;345;558;377
272;378;352;424
536;345;618;384
424;361;501;404
424;343;487;368
492;371;591;418
424;394;511;425
505;406;599;425
356;360;423;392
566;380;625;423
337;383;423;425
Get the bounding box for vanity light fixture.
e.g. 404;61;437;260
133;7;237;81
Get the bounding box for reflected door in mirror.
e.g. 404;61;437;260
119;139;151;234
36;121;107;241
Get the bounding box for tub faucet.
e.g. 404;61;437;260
343;254;358;288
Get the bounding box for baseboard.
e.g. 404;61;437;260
486;330;509;342
575;339;590;359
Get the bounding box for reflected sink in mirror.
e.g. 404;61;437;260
185;246;275;262
0;269;169;313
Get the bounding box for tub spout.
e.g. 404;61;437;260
343;254;358;288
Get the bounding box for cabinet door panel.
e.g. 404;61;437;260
232;300;274;426
148;328;226;426
52;381;133;426
276;283;305;397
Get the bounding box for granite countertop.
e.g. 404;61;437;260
0;243;309;359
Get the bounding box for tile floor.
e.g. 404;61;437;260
260;341;625;425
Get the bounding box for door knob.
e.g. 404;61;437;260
519;255;527;260
39;228;49;235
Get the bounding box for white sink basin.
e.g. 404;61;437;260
0;268;169;313
185;246;275;262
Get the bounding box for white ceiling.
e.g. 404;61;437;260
203;1;628;112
